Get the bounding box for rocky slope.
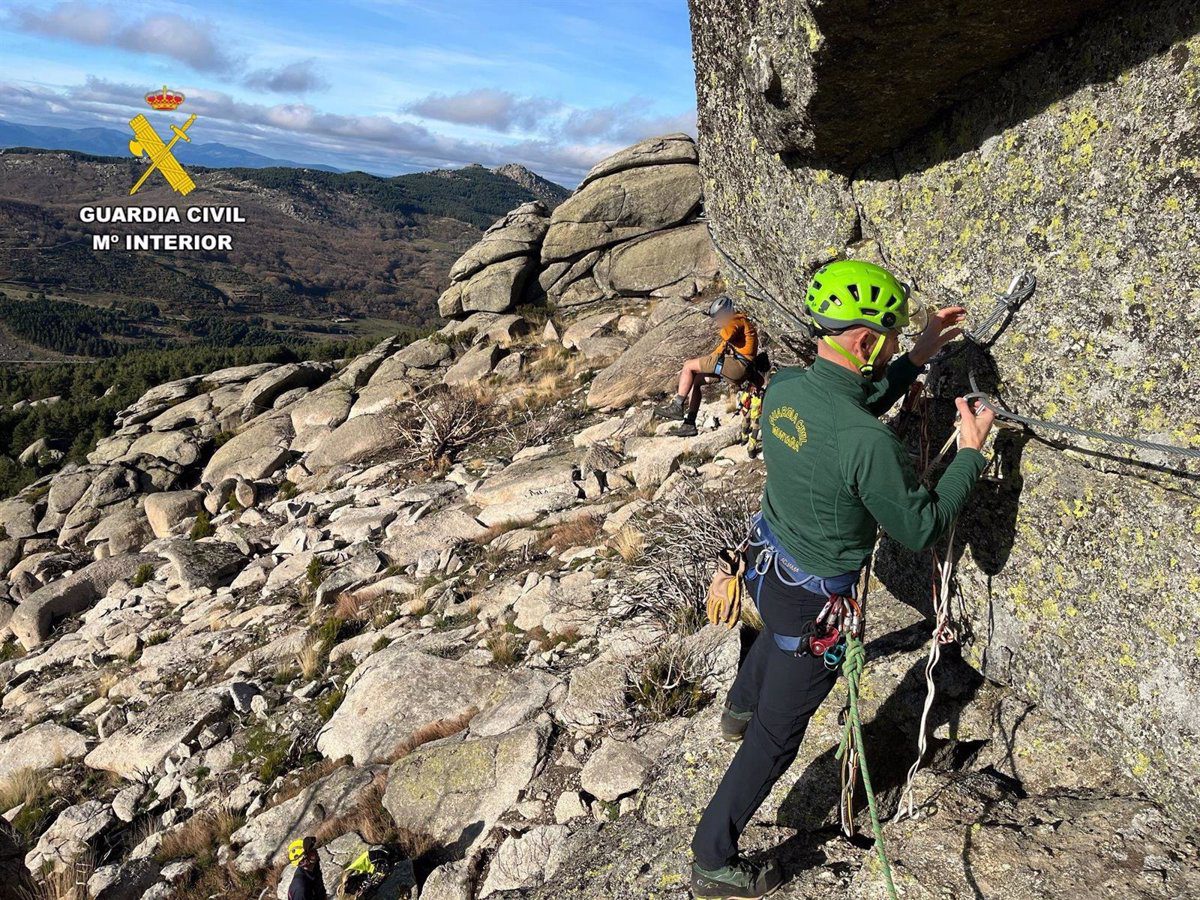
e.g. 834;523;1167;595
0;131;1196;900
691;0;1200;828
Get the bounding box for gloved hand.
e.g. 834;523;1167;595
706;547;745;628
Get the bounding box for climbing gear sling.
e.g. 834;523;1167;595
736;384;764;457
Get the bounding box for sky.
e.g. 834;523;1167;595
0;0;697;186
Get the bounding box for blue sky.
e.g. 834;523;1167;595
0;0;697;184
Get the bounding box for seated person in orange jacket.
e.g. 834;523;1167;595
655;295;760;436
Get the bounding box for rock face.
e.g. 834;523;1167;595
0;722;87;780
438;201;549;316
690;0;1200;823
317;648;507;764
438;134;716;321
84;691;226;779
382;721;550;853
9;553;161;649
689;0;1115;170
586;298;713;409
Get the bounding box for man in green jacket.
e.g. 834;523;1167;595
690;260;995;899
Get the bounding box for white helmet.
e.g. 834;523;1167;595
706;295;735;317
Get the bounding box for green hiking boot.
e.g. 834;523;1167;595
720;704;753;742
654;395;687;421
690;858;782;899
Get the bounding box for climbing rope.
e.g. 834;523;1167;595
830;547;900;900
837;634;899;900
964;391;1200;461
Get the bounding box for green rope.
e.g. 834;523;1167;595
836;636;899;900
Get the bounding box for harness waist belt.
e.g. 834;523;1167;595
746;513;859;653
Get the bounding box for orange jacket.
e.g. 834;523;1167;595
713;313;759;358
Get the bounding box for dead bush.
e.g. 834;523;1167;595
624;639;717;724
385;385;502;467
625;476;753;634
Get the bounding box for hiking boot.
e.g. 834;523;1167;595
654;395;687;421
676;421;699;437
690;858;782;899
720;704;753;742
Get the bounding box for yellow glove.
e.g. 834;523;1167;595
706;548;746;628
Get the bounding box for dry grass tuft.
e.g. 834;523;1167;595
295;633;326;681
333;590;372;623
475;520;521;545
612;525;646;564
485;629;522;667
311;774;437;862
0;767;48;813
156;807;244;865
537;514;603;553
383;709;478;765
27;856;94;900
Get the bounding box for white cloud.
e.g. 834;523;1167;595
244;59;327;94
11;2;236;73
404;88;563;132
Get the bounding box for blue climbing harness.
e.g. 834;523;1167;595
744;514;860;666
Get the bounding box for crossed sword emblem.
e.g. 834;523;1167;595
128;113;197;196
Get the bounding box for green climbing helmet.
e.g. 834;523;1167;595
804;260;910;334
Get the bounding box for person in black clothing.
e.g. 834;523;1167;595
288;836;327;900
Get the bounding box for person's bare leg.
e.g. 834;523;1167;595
677;358;701;400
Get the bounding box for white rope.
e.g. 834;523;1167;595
898;518;958;819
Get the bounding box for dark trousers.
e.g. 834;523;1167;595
691;550;839;870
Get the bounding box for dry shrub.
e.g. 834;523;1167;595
156;807;244;866
27;856;93;900
537;514;603;553
627;476;753;634
612;525;646;563
385;385;502;467
624;639;716;724
383;710;478;765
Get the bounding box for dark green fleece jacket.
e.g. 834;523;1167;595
760;354;987;577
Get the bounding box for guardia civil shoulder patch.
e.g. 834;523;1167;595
768;406;808;451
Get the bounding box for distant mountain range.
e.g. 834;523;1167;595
0;143;570;359
0;119;342;172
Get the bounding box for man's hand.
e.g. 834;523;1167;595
956;397;996;452
908;306;967;366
